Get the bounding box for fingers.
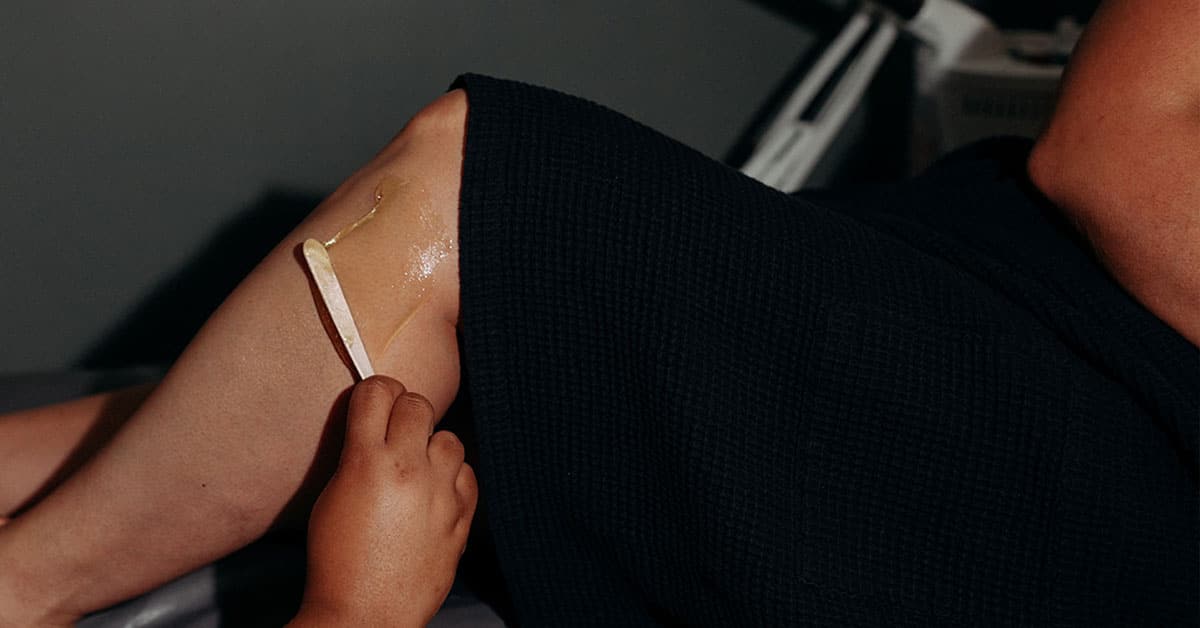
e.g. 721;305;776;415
344;376;406;451
347;379;473;529
430;431;475;533
428;430;466;488
385;391;438;459
427;428;465;462
455;463;479;523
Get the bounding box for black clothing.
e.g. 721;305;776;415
453;73;1199;626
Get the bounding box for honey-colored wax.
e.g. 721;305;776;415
323;176;456;362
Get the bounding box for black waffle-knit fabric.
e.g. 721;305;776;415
451;74;1199;627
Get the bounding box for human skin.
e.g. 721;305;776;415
0;383;153;518
1;376;477;627
287;376;477;628
1028;0;1200;346
2;0;1198;622
0;89;470;627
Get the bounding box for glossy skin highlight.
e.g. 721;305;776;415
324;177;458;364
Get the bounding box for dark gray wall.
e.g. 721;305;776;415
0;1;810;374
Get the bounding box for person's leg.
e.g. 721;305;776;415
0;89;468;627
0;384;154;518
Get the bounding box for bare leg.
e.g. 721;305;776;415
0;384;154;518
0;90;468;626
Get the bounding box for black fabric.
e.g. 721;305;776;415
452;73;1199;627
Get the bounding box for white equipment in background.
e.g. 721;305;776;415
739;0;1080;193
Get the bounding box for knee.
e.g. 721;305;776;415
371;89;467;228
386;89;469;156
394;89;465;322
409;89;469;136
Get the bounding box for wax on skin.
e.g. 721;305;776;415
322;176;456;363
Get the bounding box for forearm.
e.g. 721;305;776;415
1028;0;1200;344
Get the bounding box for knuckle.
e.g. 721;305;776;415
396;391;436;419
460;464;479;497
456;494;477;532
388;392;436;437
352;376;402;413
362;375;405;397
460;478;479;516
450;457;477;494
430;430;465;460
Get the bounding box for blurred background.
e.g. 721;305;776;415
0;0;1097;376
0;0;815;375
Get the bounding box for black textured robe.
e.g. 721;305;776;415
453;74;1198;627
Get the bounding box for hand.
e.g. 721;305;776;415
290;376;477;627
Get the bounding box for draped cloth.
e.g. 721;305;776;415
452;73;1198;626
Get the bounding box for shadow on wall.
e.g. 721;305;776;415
78;189;326;369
